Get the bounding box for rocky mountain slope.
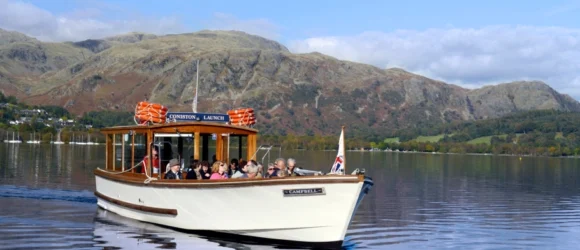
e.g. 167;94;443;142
1;28;579;136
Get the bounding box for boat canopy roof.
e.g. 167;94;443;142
100;121;258;135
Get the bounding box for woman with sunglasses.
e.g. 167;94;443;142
210;161;228;179
265;163;278;178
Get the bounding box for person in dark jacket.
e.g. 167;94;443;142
186;159;199;179
164;159;181;180
198;161;211;179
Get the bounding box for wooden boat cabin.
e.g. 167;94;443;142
100;122;258;178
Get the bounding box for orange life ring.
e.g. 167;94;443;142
137;102;168;112
136;108;167;116
227;108;254;115
230;117;255;122
231;120;256;126
135;112;166;119
228;113;254;118
135;114;166;124
229;115;255;120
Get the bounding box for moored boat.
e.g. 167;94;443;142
93;104;373;248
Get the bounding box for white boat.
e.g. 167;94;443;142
26;132;40;144
5;131;22;143
94;113;372;248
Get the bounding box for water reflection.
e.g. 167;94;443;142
1;144;580;249
94;208;329;250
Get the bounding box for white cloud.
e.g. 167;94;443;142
289;26;580;99
0;0;184;42
206;12;280;40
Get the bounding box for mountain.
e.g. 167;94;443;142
0;28;579;137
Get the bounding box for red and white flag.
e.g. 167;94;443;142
330;128;345;174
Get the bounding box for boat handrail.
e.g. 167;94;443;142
249;144;281;163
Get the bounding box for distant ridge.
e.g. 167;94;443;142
0;28;578;136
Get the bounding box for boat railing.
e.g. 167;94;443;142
250;144;282;171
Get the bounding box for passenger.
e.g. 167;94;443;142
287;158;298;176
246;164;259;178
164;159;181;180
140;146;160;175
210;161;228;179
186;159;199;179
239;160;247;170
199;161;211;179
228;158;239;176
232;161;250;178
274;158;286;177
256;163;264;178
265;163;278;178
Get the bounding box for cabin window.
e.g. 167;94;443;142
153;133;194;176
133;133;147;173
194;133;218;162
114;133;123;171
228;135;248;161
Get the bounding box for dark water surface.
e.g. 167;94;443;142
1;143;580;249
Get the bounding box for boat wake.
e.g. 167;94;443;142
0;185;96;203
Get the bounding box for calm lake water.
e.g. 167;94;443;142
1;143;580;249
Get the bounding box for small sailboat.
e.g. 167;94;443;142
52;130;64;144
6;131;22;143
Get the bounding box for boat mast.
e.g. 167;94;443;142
192;59;199;113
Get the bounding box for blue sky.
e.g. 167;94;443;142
23;0;580;42
1;0;580;99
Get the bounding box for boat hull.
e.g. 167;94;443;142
94;170;371;247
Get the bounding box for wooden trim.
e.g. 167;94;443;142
146;132;152;175
112;134;116;170
131;133;135;173
247;134;256;161
94;191;178;216
95;168;363;189
122;134;126;171
221;134;229;163
194;132;200;160
106;135;113;170
216;133;223;161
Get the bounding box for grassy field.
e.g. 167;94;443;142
385;132;565;145
414;134;446;143
467;135;506;144
467;133;528;145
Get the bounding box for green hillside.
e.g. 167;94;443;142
377;110;580;156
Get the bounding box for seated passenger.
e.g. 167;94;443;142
265;163;278;178
210;161;228;179
186;159;199;179
231;162;249;178
228;158;239;176
287;158;298;176
256;163;264;178
274;158;286;177
164;159;181;180
199;161;211;179
246;164;259;178
140;146;160;175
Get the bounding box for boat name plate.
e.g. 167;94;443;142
166;112;230;122
283;188;326;197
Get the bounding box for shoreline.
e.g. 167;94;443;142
344;149;580;159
